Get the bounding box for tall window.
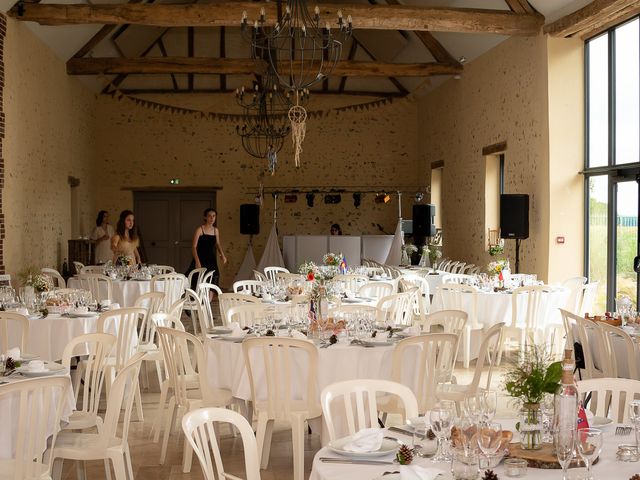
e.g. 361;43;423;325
485;153;505;248
430;162;443;230
585;16;640;312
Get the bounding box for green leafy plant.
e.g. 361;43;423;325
504;345;562;405
488;244;504;256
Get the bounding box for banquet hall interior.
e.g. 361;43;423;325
0;0;639;479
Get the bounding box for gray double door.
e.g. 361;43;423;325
133;190;216;273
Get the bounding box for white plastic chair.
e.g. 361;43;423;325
1;376;70;480
357;281;394;299
560;276;588;314
182;407;261;480
61;333;116;429
276;272;305;282
134;291;166;388
376;291;415;327
155;265;176;274
218;293;260;327
184;268;207;331
183;288;210;340
0;312;29;353
76;274;113;303
72;261;85;275
386;333;459;414
253;270;268;282
399;275;431;327
41;268;66;288
157;327;234;471
49;354;144;480
436;322;504;411
433;283;483;368
202;270;216;285
243;337;321;480
227;303;268;329
321;379;419;441
233;280;264;295
578;281;600;317
331;274;368;295
577;378;640;423
151;273;187;312
197;283;222;333
498;285;554;365
97;307;146;421
441;273;473;284
264;266;289;282
598;322;639;380
574;315;607;379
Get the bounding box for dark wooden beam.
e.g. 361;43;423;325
544;0;637;37
482;141;507;156
504;0;534;14
157;39;179;90
187;26;194;90
69;57;464;77
339;40;358;93
219;26;226;91
9;3;545;35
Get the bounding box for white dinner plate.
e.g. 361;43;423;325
591;416;613;428
327;436;398;458
16;362;67;377
18;353;39;361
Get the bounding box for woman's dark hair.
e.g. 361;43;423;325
95;210;108;227
331;223;343;235
203;208;217;225
116;209;138;241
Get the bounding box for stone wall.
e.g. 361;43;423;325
2;18;97;278
417;35;553;280
93;93;420;287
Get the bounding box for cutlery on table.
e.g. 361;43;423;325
616;426;633;436
319;457;394;465
389;426;424;439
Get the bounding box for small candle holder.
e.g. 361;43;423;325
504;458;527;477
617;444;640;462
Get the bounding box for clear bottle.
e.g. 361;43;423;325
554;349;579;432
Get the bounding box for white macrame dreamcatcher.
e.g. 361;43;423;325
288;92;307;167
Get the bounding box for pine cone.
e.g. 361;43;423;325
426;428;436;440
483;470;498;480
396;444;413;465
629;475;640;480
5;357;16;371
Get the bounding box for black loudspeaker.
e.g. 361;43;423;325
413;204;436;237
240;204;260;235
500;194;529;239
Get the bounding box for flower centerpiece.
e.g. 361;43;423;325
298;259;341;337
488;243;504;257
401;244;418;266
419;244;442;272
116;255;133;267
504;345;562;450
29;274;52;293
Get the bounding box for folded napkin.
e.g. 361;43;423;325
229;322;246;337
343;428;383;453
400;466;444;480
6;347;20;359
403;325;422;336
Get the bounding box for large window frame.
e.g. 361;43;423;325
584;15;640;311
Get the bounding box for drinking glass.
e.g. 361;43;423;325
576;428;602;479
412;423;436;458
480;390;498;422
554;428;575;480
629;399;640;448
450;446;479;480
476;422;503;457
464;395;482;423
430;402;454;462
456;415;477;454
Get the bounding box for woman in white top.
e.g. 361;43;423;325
91;210;114;264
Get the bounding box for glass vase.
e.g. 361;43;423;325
401;250;410;266
520;403;543;450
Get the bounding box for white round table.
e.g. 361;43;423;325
310;418;637;479
68;277;151;307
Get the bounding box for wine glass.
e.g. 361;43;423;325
480;390;498;422
456;415;477;455
429;402;454;462
464;394;482;423
576;428;602;479
629;399;640;448
476;422;503;457
554;428;575;480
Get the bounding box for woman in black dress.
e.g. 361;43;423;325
187;208;227;286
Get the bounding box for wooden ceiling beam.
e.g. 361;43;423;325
544;0;638;37
67;57;464;77
9;3;544;35
119;88;407;97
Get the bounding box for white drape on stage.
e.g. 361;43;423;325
257;223;285;271
384;218;404;266
234;242;257;282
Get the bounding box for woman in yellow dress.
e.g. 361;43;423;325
111;210;141;265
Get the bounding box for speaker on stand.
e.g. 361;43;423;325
240;204;260;235
500;194;529;273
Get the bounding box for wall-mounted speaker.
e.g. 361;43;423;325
500;194;529;239
413;204;436;237
240;204;260;235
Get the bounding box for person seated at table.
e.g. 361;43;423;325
330;223;343;236
111;210;141;265
91;210;114;264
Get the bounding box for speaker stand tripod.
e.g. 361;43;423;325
515;238;521;274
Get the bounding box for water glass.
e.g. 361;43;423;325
464;395;482;423
576;428;602;479
430;402;454;462
554;428;575;480
412;424;437;458
480;390;497;422
629;400;640;448
476;422;503;457
450;446;479;480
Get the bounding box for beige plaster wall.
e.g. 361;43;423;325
418;35;552;279
546;36;585;284
3;19;97;279
93;94;420;287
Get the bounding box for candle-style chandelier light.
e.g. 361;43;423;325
241;1;352;167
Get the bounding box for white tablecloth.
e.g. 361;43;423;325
310;418;638;479
0;373;75;459
68;278;151;307
431;288;568;328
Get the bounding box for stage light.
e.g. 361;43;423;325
324;194;341;204
284;194;298;203
375;193;391;204
415;192;424;203
353;193;361;208
306;193;315;207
